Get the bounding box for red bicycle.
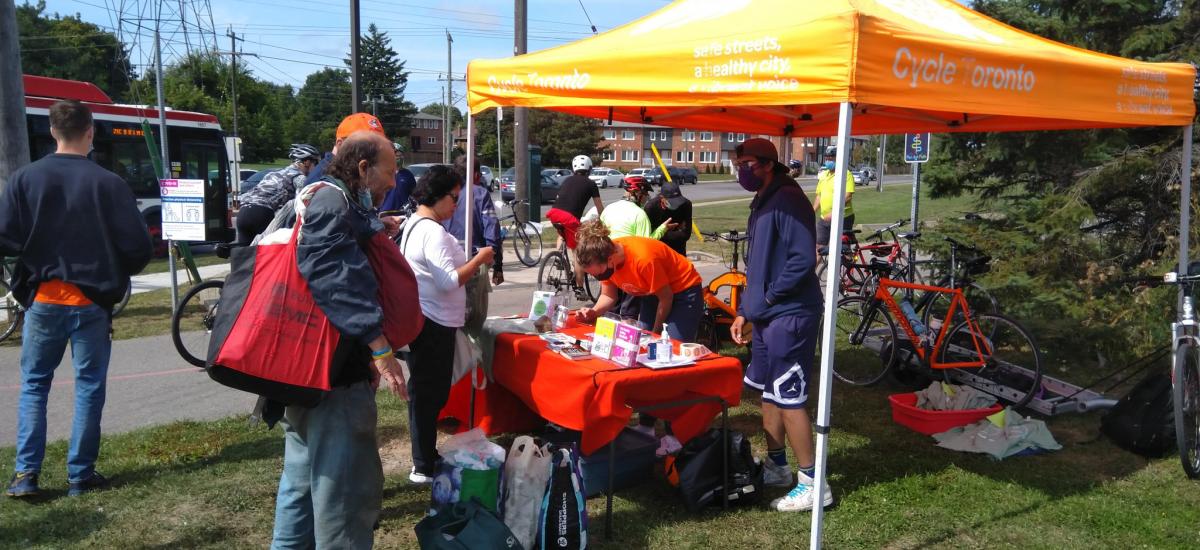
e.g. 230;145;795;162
817;219;916;297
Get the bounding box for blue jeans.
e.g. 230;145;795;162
15;302;112;482
271;381;382;550
637;285;704;341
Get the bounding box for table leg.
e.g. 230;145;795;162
606;438;616;539
721;400;729;509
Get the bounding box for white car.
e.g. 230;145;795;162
627;167;653;179
480;165;495;189
589;167;624;188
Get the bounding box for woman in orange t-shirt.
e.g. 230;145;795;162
574;220;704;341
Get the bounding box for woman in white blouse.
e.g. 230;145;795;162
399;165;494;483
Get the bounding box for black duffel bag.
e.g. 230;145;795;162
667;428;763;512
1101;369;1175;457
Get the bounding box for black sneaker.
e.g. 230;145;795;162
68;472;110;497
6;471;39;498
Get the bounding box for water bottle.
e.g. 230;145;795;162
899;300;926;336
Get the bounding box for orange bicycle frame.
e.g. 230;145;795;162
873;277;990;370
703;271;746;319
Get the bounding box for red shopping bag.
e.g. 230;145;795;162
364;230;423;348
207;220;340;407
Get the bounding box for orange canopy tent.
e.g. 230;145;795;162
460;1;1195;546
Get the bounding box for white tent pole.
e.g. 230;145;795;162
466;114;475;256
810;101;853;549
1181;123;1194;309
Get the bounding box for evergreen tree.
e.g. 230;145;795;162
348;24;417;140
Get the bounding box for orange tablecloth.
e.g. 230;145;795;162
440;324;744;455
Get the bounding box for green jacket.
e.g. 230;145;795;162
600;199;667;240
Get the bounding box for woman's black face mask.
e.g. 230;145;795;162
595;265;615;281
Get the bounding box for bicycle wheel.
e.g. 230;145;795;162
0;280;22;343
1174;344;1200;478
832;296;898;386
921;282;998;336
583;272;601;304
111;284;132;317
537;251;571;299
936;313;1042;408
171;280;224;368
512;222;543;267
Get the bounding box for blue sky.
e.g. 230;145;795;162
38;0;673;109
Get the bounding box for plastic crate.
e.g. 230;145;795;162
888;392;1002;436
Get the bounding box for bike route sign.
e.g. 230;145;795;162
904;133;932;163
159;178;206;241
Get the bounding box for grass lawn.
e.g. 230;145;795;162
2;344;1198;548
240;159;289;171
698;173;733;181
139;253;229;275
687;185;980;261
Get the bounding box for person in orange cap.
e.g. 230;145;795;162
305;112;388;185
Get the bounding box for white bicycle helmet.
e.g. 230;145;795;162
288;143;321;163
571;154;593;173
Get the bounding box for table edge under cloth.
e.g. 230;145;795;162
439;325;744;455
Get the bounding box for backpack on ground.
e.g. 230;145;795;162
1101;369;1175;457
666;428;764;512
539;446;587;550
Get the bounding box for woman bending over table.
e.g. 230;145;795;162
574;219;704;342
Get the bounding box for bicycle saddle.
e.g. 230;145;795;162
898;232;921;240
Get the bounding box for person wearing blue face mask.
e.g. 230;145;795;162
730;138;831;513
812;148;855;251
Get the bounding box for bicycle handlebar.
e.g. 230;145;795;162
701;230;749;242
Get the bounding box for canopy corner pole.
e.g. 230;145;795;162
465;114;475;256
810;101;854;550
1180;123;1194;310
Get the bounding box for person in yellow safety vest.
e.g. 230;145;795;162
812;148;855;252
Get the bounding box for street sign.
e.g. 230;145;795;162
159;178;206;241
904;132;931;163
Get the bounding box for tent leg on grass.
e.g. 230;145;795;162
810;102;854;550
1180;124;1194;310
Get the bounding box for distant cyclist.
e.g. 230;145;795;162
547;154;605;291
235;143;322;245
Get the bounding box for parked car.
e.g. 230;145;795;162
627;167;653;179
854;166;877;184
501;173;561;204
406;163;442;182
676;167;699;185
542;168;572;184
499;167;516;187
648;166;695;186
480;165;495;189
238;168;275;195
589;167;624;188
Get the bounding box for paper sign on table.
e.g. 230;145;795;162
591;317;616;360
610;322;641;368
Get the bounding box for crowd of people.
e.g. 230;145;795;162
2;104;839;545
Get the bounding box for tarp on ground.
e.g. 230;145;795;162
466;0;1195;135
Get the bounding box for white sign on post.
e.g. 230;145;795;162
159;178;206;241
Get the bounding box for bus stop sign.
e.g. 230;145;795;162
905;132;931;163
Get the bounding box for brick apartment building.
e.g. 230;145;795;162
597;120;834;174
405;112;443;165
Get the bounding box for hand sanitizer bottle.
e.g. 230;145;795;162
656;324;673;363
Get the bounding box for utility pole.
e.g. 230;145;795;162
349;0;362;113
218;29;257;194
153;8;178;311
0;0;30;191
446;30;453;163
514;0;529;211
369;95;381;117
876;134;887;192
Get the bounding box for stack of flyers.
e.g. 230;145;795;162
610;323;641;368
591;317;616;360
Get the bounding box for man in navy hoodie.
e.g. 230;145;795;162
0;100;153;498
729;138;832;512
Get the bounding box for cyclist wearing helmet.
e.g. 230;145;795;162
547;154;605;289
599;176;675;241
235;143;322;245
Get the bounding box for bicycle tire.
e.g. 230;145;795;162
921;281;998;335
0;280;22;343
832;296;898;386
512;222;543;267
1174;344;1200;478
936;312;1042;409
537;251;571;298
111;284;132;317
584;272;600;304
171;280;224;368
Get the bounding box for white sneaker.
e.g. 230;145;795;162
656;435;683;457
409;467;434;485
761;459;793;487
771;471;834;512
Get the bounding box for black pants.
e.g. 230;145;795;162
235;204;275;246
405;318;456;474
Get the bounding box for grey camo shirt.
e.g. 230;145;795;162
239;164;305;211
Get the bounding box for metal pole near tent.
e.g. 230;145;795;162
466;115;474;255
1181;123;1194;310
811;102;854;549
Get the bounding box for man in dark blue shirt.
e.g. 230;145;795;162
444;155;504;285
0;100;152;498
730;138;831;513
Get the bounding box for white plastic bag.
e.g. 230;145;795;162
441;427;506;471
501;435;552;550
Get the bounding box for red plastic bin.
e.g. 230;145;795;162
888;392;1003;436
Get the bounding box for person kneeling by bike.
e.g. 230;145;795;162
573;220;703;455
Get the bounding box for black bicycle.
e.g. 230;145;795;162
538;224;600;305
